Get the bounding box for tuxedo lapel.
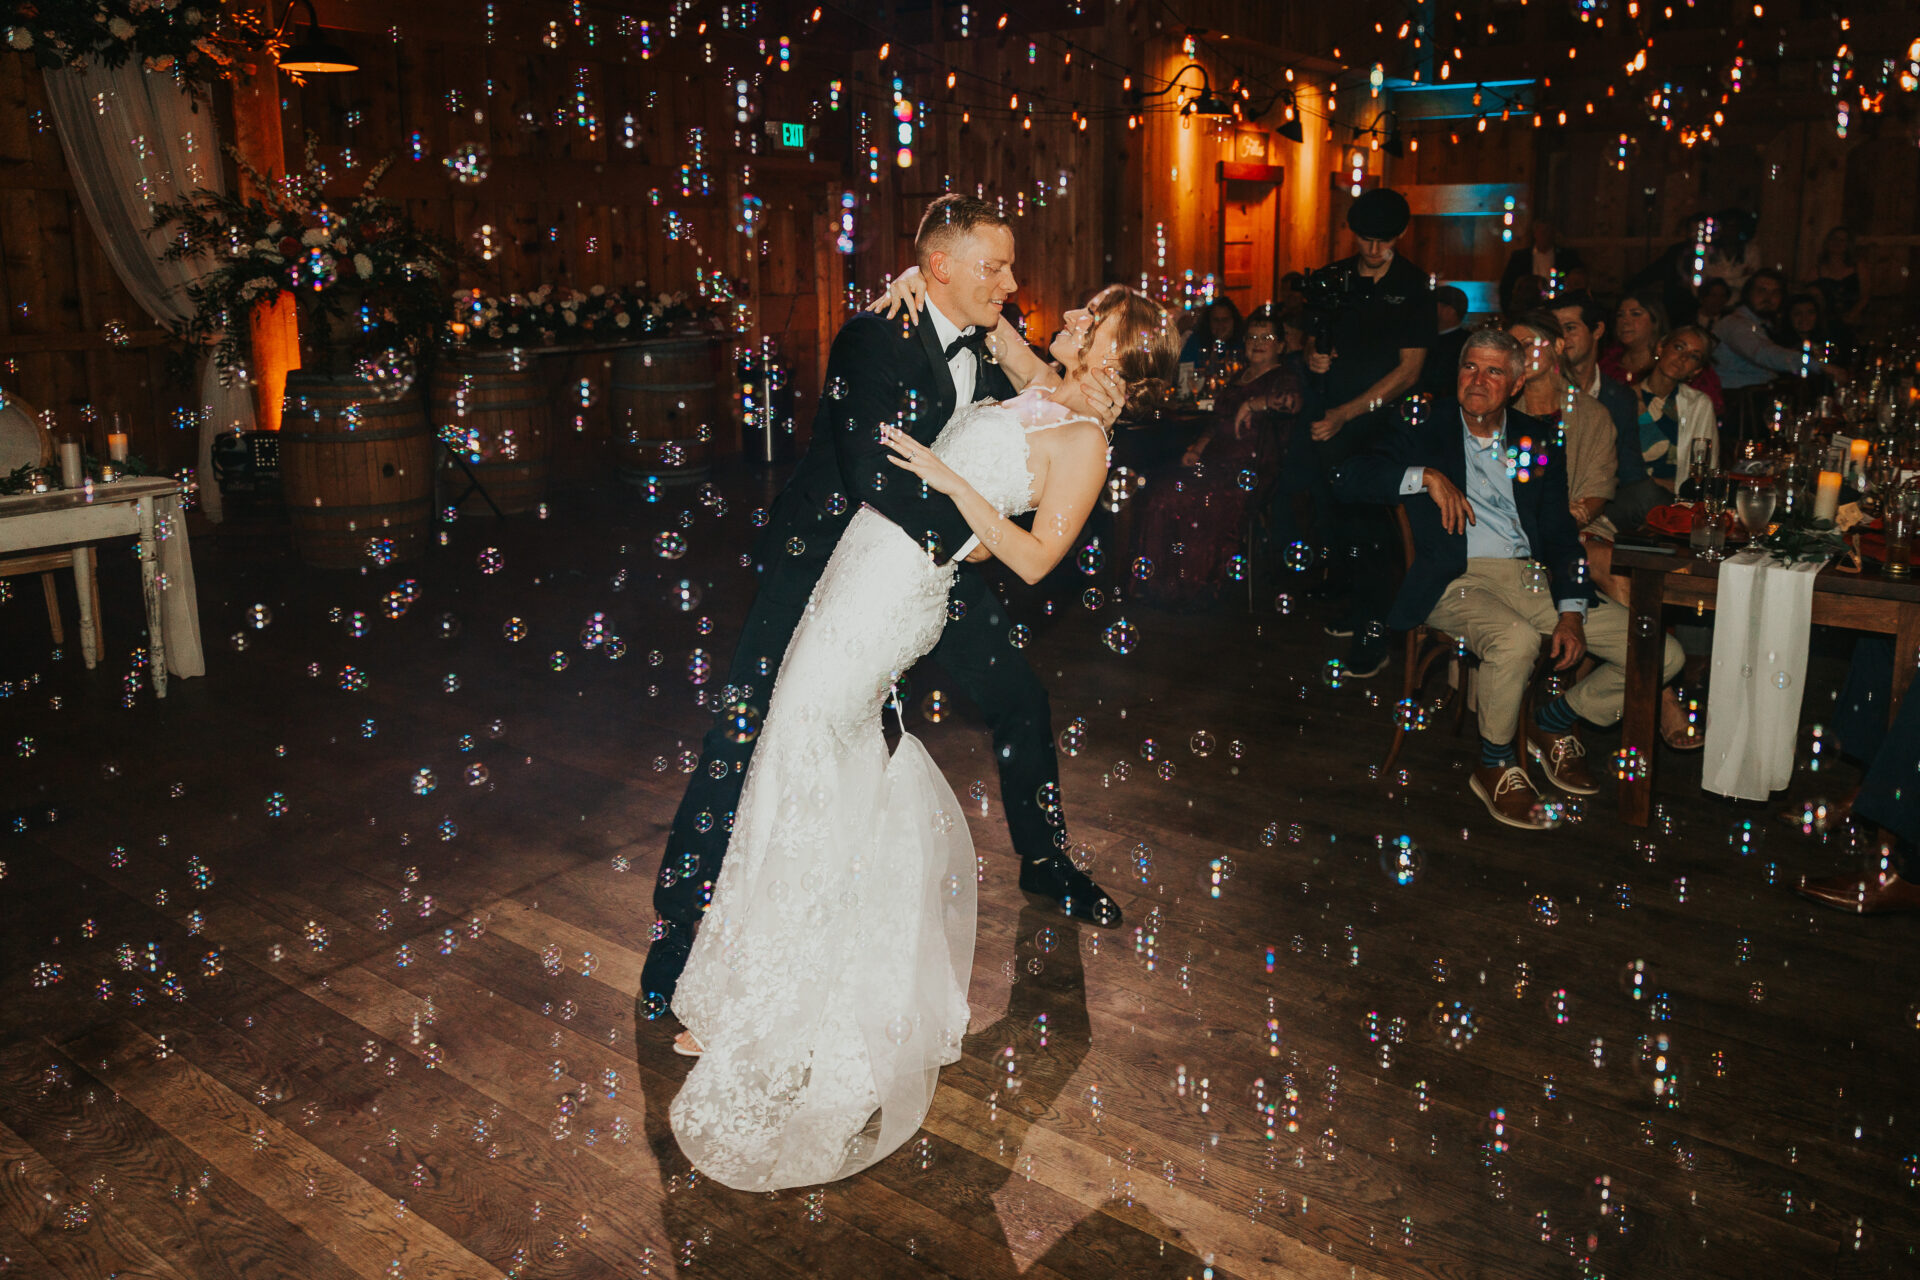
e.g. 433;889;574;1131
915;310;958;438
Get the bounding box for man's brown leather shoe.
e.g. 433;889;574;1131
1525;727;1600;796
1470;764;1551;830
1795;869;1920;915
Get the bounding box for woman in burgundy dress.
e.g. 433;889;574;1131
1131;310;1307;609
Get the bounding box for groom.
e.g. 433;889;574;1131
640;193;1125;1013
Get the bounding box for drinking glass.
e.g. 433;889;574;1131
1689;505;1728;560
1734;480;1777;539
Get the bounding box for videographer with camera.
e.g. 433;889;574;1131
1303;187;1435;678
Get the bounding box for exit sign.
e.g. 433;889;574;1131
777;121;807;149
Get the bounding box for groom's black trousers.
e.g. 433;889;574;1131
642;546;1063;1004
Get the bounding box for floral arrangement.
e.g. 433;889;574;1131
150;135;460;379
449;280;735;350
5;0;274;89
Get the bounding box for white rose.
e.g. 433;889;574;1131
614;312;631;328
332;237;348;253
353;253;373;278
590;284;606;296
253;237;274;251
264;221;282;237
560;310;577;326
7;28;33;50
300;227;328;247
108;17;135;39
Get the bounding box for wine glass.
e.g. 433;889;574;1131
1734;479;1777;539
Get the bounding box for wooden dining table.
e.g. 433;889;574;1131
0;476;204;694
1614;541;1920;826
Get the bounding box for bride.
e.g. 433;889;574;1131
668;284;1178;1191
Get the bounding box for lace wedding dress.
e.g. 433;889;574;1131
669;389;1076;1191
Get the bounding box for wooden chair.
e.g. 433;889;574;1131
0;397;101;653
1380;504;1553;774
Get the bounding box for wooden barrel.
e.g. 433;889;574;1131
609;337;723;486
279;370;436;569
429;362;553;515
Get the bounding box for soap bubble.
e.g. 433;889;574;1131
1077;543;1104;575
1058;720;1086;756
1102;619;1136;655
247;604;272;629
720;701;762;744
1189;731;1214;757
920;690;948;723
687;649;712;685
1131;556;1154;580
443;141;491;185
502;617;528;642
476;547;503;574
354;349;416;401
654;531;688;560
435;612;461;640
1283;542;1313;571
1382;835;1423;886
411;768;437;796
667;578;701;611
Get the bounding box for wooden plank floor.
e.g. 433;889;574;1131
3;471;1916;1279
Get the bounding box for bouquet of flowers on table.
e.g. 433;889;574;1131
447;279;736;351
151;134;460;389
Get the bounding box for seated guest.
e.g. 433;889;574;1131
1505;310;1618;531
1333;329;1684;830
1714;269;1848;437
1794;636;1920;913
1133;311;1309;610
1546;291;1641;500
1601;289;1726;416
1618;326;1719;516
1424;286;1471;397
1179;298;1245;369
1693;277;1733;330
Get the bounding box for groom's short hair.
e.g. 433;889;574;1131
915;195;1012;269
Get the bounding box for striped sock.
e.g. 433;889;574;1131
1534;695;1580;736
1479;737;1517;768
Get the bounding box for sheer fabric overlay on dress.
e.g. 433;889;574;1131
670;391;1070;1191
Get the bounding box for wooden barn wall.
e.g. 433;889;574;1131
278;0;853;466
0;60;196;475
1548;124;1920;319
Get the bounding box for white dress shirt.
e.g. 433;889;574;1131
923;299;978;407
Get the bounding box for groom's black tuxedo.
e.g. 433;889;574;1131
644;306;1060;1006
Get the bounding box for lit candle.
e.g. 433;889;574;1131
1813;469;1843;523
58;439;82;488
107;431;128;462
1848;436;1869;477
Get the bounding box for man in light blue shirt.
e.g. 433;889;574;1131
1338;330;1683;830
1714;270;1847;391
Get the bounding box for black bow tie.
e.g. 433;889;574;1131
944;327;989;360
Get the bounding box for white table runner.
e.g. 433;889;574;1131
1700;548;1824;801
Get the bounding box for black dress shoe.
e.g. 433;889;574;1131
1019;857;1123;927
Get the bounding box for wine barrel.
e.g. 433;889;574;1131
609;337;723;486
279;370;436;569
429;362;553;515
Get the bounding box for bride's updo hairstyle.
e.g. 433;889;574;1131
1077;285;1180;416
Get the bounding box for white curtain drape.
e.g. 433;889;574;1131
42;62;258;523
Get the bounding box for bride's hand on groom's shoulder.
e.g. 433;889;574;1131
868;267;927;319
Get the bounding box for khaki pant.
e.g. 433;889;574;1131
1425;558;1683;745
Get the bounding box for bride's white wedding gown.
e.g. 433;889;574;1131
669;389;1077;1191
